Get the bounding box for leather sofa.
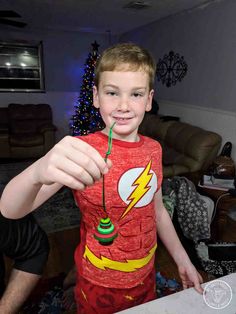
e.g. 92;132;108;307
139;113;222;182
0;103;56;159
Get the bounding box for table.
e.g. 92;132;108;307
117;273;236;314
198;186;236;240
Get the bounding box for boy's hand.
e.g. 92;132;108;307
34;136;111;190
178;263;203;294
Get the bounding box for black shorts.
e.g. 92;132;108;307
0;212;49;295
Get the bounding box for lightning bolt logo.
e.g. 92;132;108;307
83;243;157;272
121;160;153;219
125;295;135;301
81;289;88;302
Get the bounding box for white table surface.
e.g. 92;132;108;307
117;273;236;314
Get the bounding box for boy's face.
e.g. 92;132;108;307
93;70;154;142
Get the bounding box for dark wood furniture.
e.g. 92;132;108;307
198;186;236;241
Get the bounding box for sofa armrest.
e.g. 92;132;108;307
139;113;175;141
181;171;204;186
164;122;222;172
0;123;9;133
0;133;10;157
139;113;222;179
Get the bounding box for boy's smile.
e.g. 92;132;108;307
93;70;154;142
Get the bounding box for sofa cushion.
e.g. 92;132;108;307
0;123;9;133
165;122;202;153
8;103;53;135
10;119;53;134
10;120;37;134
161;143;184;166
0;103;56;159
164;122;222;171
10;133;44;147
138;113;222;178
164;164;189;177
8;103;52;120
139;114;174;141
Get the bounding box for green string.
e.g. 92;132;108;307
102;122;116;212
104;122;116;161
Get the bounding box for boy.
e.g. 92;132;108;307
0;43;203;313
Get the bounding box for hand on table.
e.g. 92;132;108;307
178;263;203;294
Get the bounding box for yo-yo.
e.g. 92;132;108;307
94;217;118;245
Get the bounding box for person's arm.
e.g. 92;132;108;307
0;213;49;313
0;135;111;219
0;269;40;313
155;189;203;294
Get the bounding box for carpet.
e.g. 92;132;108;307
20;273;68;314
0;161;81;234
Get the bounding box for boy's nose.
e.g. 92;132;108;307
117;97;129;111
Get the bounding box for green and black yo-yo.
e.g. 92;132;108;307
93;122;118;246
94;217;118;245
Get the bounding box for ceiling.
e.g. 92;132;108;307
1;0;218;35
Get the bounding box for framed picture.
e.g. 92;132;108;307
0;41;45;92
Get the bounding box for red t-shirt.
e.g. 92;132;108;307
73;132;162;288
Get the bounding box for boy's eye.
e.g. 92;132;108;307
133;92;143;97
106;91;117;96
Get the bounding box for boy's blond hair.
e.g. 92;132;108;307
94;42;156;90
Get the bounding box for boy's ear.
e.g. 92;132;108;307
93;86;100;108
145;89;154;112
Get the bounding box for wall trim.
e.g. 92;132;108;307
158;99;236;117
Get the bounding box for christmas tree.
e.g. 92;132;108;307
71;41;104;136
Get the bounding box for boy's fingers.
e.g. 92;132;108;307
105;158;112;168
193;273;203;294
58;155;102;184
182;280;188;289
71;138;109;173
194;281;203;294
49;168;86;190
52;137;111;181
198;272;203;283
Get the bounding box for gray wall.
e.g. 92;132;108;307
0;28;114;92
1;0;235;150
120;0;236;112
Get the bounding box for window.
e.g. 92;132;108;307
0;41;45;92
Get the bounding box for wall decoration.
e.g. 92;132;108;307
156;51;187;87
